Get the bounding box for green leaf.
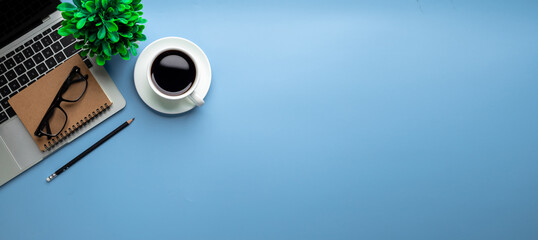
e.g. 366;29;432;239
117;18;128;24
137;18;147;24
102;42;111;56
85;1;95;12
134;4;143;11
120;0;133;4
80;49;89;57
129;12;139;21
130;46;137;56
118;32;132;38
58;25;77;36
76;18;87;29
107;31;119;42
104;21;118;32
88;15;95;22
75;41;85;50
116;44;127;55
101;0;108;8
120;12;131;18
74;12;85;18
96;55;105;65
73;0;82;8
89;33;97;42
97;26;106;39
136;33;146;41
118;4;125;12
120;52;130;60
57;2;77;11
61;11;74;19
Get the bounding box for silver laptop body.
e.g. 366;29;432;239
0;0;126;187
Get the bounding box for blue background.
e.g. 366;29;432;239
1;0;538;239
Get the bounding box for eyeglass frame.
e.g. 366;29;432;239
34;66;88;139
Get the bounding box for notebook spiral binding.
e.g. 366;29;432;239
43;103;111;151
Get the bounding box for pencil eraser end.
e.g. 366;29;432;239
46;173;57;183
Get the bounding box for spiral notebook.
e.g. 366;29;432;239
8;55;112;151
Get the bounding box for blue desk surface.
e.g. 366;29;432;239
1;1;538;239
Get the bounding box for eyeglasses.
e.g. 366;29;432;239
34;66;88;139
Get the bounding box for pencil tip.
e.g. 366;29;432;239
127;118;134;124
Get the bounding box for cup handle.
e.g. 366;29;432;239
188;90;205;106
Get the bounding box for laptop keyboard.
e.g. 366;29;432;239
0;20;93;125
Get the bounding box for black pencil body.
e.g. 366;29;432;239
46;118;133;182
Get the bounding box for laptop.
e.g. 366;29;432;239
0;0;126;187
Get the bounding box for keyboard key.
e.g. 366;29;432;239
41;35;53;46
14;64;26;75
54;52;66;63
0;75;6;87
51;42;62;52
63;43;79;58
60;36;76;47
33;52;45;63
22;47;34;58
13;53;25;63
24;39;34;47
0;98;9;109
0;56;5;62
0;112;7;124
31;42;44;52
84;59;93;68
23;59;35;69
0;63;6;74
8;80;21;91
18;74;29;85
27;69;38;80
52;21;62;29
33;33;43;42
36;63;47;74
5;70;16;80
42;47;54;58
45;57;57;68
5;58;15;69
43;28;51;35
5;107;15;117
6;51;15;58
0;86;10;97
8;91;17;98
50;30;62;41
15;45;24;52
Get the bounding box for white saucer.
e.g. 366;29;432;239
134;37;212;114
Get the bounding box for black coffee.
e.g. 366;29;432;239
151;50;196;95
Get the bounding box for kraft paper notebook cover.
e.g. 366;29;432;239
9;55;112;151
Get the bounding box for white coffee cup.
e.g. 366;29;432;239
147;47;204;106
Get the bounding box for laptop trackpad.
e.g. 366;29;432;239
0;118;45;170
0;136;21;184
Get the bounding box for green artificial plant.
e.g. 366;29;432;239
57;0;147;66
